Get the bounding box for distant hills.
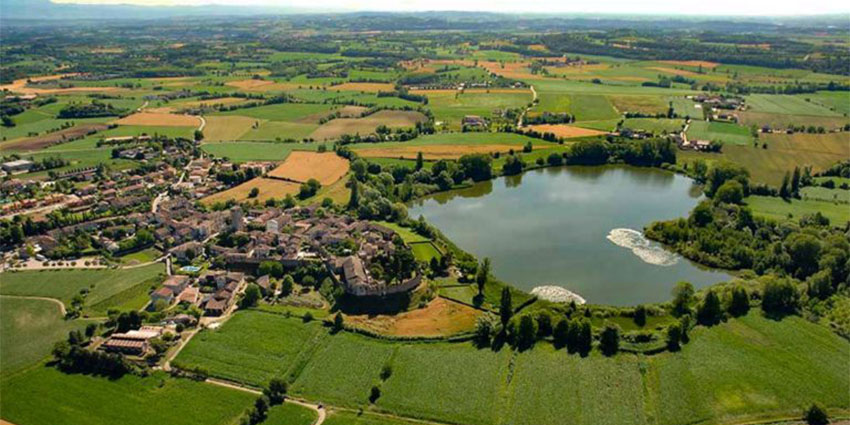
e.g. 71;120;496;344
0;0;297;20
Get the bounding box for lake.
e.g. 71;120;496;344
408;165;733;306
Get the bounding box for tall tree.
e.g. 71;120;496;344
476;257;490;295
499;286;513;325
696;290;723;326
779;172;791;199
791;166;801;197
599;323;620;356
671;281;695;317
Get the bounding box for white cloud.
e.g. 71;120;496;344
50;0;850;15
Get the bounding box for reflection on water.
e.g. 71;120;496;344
409;165;730;306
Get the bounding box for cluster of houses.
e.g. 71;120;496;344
149;272;245;317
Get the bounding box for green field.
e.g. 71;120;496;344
0;264;164;313
745;195;850;226
377;342;511;425
201;141;320;162
215;103;335;121
801;186;850;203
265;402;318;425
349;132;542;151
746;94;841;116
622;118;685;134
240;121;319;141
425;90;531;129
372;221;429;243
410;241;443;262
291;331;394;407
175;310;325;386
687;120;753;145
323;410;425;425
0;368;254;425
646;314;849;424
0;297;94;375
507;347;646;425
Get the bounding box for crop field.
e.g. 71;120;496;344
309;110;427;141
622;118;685;134
0;263;164;311
798;91;850;115
216;103;336;122
645;313;850;424
378;342;511;425
670;97;704;120
114;112;201;127
203;115;257;141
267;151;350;185
0;116;113;146
356;143;528;160
175;311;325;386
507;347;646;425
201;177;302;205
422;90;531;129
0;368;254;425
609;94;669;114
745;94;842;116
680;131;849;185
291;332;394;407
1;123;111;151
745;195;849;225
225;79;300;92
201;141;318;162
523;124;606;138
329;82;396;92
240;121;318;141
265;403;318;425
738;111;849;129
686;120;753;145
0;297;93;375
324;411;426;425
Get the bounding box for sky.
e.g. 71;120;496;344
50;0;850;16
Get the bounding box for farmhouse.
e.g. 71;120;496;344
101;326;164;356
1;159;34;175
462;115;488;129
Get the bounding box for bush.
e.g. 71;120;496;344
803;403;829;425
761;277;799;318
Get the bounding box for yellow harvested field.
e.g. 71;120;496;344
309;110;427;141
203;115;258;141
524;124;607;138
267;151;350;185
355;144;526;160
226;79;300;92
337;105;369;117
114;112;200;127
346;297;480;337
0;74;123;95
659;60;720;69
328;82;396;92
202;178;300;205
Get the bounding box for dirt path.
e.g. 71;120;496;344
0;294;67;315
198;115;206;132
205;379;326;425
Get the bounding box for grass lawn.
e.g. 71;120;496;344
0;263;165;312
377;342;511;425
291;332;394;407
0;297;94;375
240;121;318;141
425;90;531;129
118;248;161;265
568;94;620;121
410;241;443;263
372;221;429;243
174;310;325;387
645;313;850;424
745;195;849;226
265;402;317;425
0;367;254;425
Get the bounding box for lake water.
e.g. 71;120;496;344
408;165;733;306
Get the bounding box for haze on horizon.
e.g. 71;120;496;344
49;0;850;16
